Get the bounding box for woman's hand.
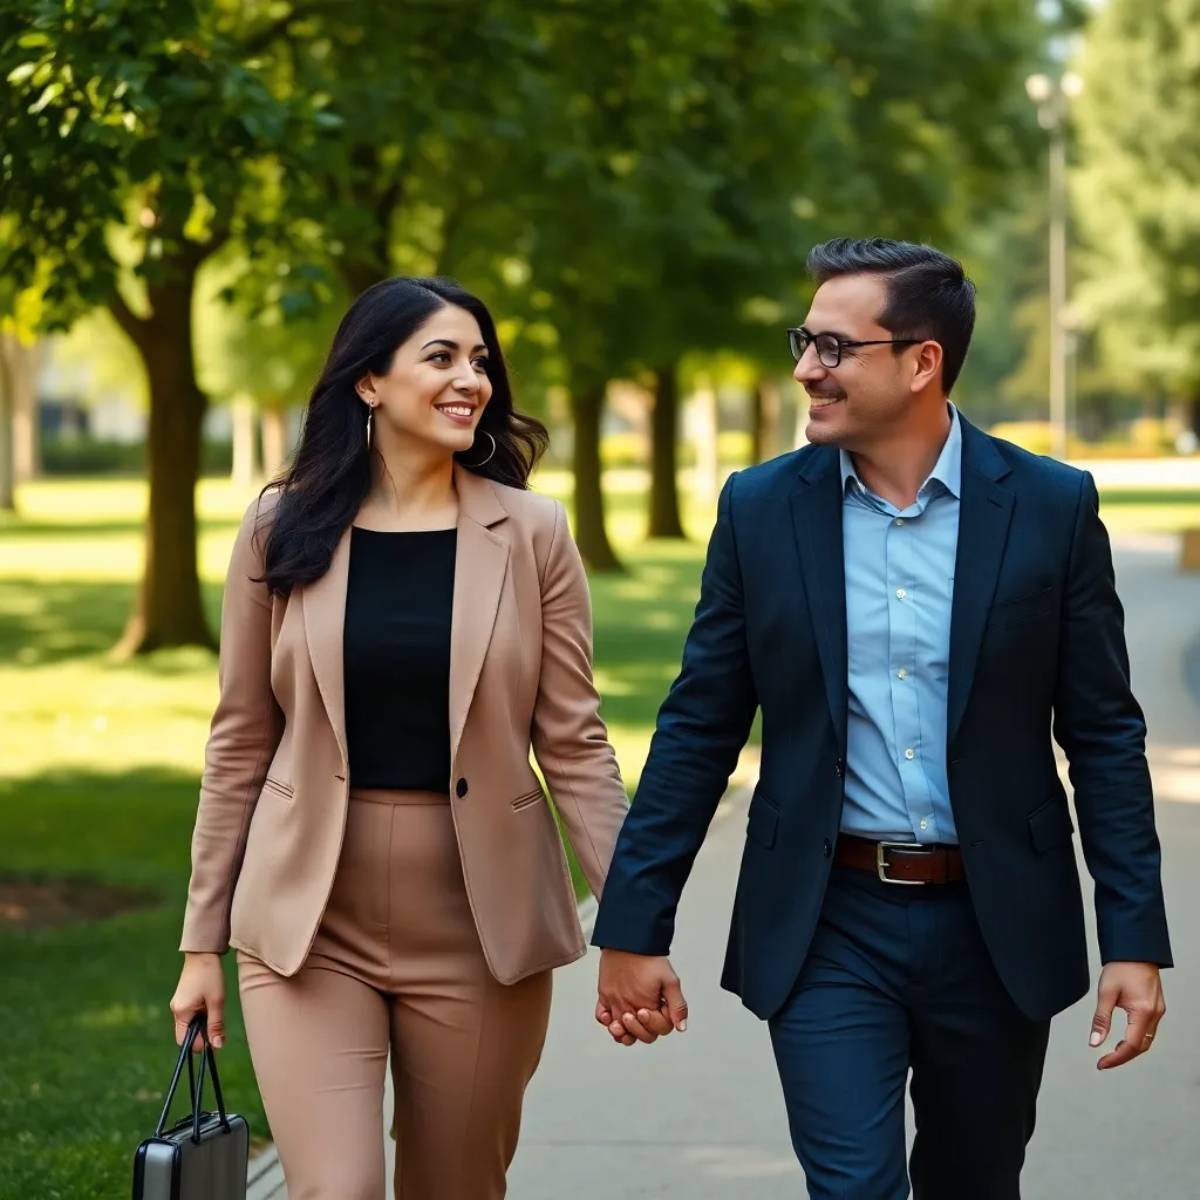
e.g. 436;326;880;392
170;952;226;1052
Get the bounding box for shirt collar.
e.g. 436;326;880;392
840;403;962;501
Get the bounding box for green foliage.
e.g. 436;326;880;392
1072;0;1200;398
2;0;1051;393
479;0;1047;386
0;0;330;326
194;246;346;410
39;436;234;475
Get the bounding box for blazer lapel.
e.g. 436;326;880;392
790;447;848;751
302;523;352;768
946;419;1015;743
448;465;510;766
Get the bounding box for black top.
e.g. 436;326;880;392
343;526;456;791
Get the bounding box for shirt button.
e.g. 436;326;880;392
904;748;915;761
896;588;907;600
895;518;905;526
897;668;908;680
919;818;929;831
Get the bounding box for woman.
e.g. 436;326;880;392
170;277;632;1198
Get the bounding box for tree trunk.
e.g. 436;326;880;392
691;374;720;507
751;375;782;465
338;259;388;300
10;336;41;480
0;333;20;510
570;381;622;572
231;395;259;487
794;393;810;450
111;271;214;656
261;407;289;479
648;362;685;539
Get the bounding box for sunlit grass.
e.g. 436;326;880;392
0;470;716;1197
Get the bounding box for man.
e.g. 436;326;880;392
591;238;1171;1198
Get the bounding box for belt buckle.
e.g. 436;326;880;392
875;841;933;886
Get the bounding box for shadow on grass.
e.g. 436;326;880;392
587;543;710;726
0;537;732;1196
0;518;153;539
0;766;268;1199
1099;489;1200;506
0;511;241;540
0;578;224;668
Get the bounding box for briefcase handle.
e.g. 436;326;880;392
154;1011;231;1144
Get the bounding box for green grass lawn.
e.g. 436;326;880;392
0;469;720;1199
1;468;1197;1198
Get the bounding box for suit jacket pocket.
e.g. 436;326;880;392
261;776;294;802
746;791;780;849
991;585;1056;630
511;786;545;812
1027;797;1075;853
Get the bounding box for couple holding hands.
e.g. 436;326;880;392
170;238;1171;1199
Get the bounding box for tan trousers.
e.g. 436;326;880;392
236;788;553;1199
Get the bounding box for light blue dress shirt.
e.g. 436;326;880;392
838;404;962;845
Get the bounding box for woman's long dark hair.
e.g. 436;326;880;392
257;277;549;595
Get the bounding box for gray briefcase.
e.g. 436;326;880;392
132;1012;250;1200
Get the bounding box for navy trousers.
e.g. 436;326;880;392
768;864;1051;1199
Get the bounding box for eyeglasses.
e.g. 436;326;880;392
787;326;921;368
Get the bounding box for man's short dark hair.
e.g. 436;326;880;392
806;238;976;394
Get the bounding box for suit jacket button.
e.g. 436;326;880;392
455;777;468;799
823;838;832;858
834;759;844;778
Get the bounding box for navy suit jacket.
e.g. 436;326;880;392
591;415;1172;1021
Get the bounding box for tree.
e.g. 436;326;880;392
225;1;630;562
194;246;346;482
0;0;328;652
1070;0;1200;441
571;0;1047;542
1072;0;1200;439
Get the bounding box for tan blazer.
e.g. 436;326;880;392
180;464;629;983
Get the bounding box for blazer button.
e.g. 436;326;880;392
834;758;844;778
823;838;833;858
455;777;468;799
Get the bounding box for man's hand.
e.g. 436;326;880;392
596;948;689;1046
1089;961;1165;1070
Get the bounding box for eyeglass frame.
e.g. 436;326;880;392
786;326;923;369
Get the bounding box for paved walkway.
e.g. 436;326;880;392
510;532;1200;1198
258;532;1200;1196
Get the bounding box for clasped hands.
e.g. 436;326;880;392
595;948;688;1046
594;953;1165;1062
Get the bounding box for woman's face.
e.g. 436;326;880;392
357;304;493;459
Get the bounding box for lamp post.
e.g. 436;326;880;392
1025;70;1083;462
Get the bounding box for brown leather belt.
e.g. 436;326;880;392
835;834;965;885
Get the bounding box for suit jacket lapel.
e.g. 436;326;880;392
449;465;510;766
303;523;352;768
790;447;848;751
947;419;1014;743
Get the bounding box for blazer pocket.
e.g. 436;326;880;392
992;585;1056;629
261;776;294;802
1027;797;1074;854
746;792;779;849
511;786;545;812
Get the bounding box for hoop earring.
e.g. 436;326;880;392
365;404;375;450
460;429;496;468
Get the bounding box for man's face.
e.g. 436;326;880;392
793;273;916;449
